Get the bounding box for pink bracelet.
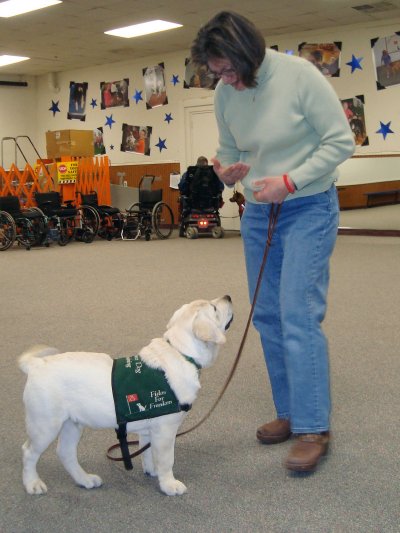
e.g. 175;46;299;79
283;174;295;194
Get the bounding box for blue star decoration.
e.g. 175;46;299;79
155;137;167;152
171;74;180;86
164;113;173;124
346;55;363;73
376;121;394;140
90;98;97;109
49;100;60;116
133;89;143;104
105;115;116;129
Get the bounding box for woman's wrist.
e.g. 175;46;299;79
283;174;296;194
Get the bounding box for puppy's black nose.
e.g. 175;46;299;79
224;295;232;302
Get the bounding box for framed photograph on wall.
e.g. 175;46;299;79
371;32;400;89
340;96;369;147
142;63;168;109
94;127;106;155
68;82;88;121
100;79;129;109
121;124;152;156
183;58;216;89
298;42;342;77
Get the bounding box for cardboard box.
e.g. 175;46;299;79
46;130;94;159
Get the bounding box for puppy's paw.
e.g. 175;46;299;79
79;474;103;489
25;478;48;495
160;478;187;496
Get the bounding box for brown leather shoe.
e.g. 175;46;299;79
284;432;330;472
256;418;291;444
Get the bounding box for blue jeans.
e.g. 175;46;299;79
240;186;339;433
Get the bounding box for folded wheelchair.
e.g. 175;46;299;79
179;165;224;239
0;195;49;251
124;175;174;241
80;191;123;240
34;191;97;246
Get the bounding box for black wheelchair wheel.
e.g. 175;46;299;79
27;207;50;246
80;206;100;238
186;226;198;239
121;211;141;240
82;229;95;243
97;212;121;240
0;211;16;251
127;202;141;213
152;202;174;239
58;233;69;246
58;218;74;246
110;212;124;239
15;218;36;250
211;226;224;239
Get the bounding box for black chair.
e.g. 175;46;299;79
35;191;95;245
80;191;122;240
125;176;174;241
179;166;224;239
0;195;49;250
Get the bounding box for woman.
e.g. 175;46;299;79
191;11;355;472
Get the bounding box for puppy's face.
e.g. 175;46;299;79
229;193;238;203
229;192;244;204
166;295;233;351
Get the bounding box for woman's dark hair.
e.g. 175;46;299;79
191;11;266;88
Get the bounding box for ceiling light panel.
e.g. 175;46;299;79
0;0;62;18
0;55;30;67
105;20;182;39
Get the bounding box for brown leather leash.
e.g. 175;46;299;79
107;202;282;464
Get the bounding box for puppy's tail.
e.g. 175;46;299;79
18;345;60;374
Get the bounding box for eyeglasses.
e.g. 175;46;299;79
207;67;237;80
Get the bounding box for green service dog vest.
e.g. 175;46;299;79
111;354;200;470
112;355;194;424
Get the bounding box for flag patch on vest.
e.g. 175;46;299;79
112;355;185;424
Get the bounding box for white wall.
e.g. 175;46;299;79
0;75;37;168
1;17;400;183
34;50;213;169
271;19;400;160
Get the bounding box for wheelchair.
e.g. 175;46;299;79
178;165;224;239
80;191;123;240
34;191;97;246
123;175;174;241
0;195;49;251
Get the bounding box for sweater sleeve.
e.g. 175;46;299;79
288;62;355;190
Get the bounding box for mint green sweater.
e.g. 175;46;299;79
214;49;355;203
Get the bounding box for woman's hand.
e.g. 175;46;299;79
252;176;292;204
212;158;250;186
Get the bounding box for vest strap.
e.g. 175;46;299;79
115;423;133;471
182;354;202;370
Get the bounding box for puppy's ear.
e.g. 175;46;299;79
192;312;226;344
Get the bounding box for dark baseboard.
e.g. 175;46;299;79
338;228;400;237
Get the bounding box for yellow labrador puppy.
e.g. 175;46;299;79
19;296;233;496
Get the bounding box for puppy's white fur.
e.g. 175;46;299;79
19;296;233;496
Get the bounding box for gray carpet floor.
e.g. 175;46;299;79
1;226;399;533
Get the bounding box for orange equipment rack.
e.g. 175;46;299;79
0;156;111;208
